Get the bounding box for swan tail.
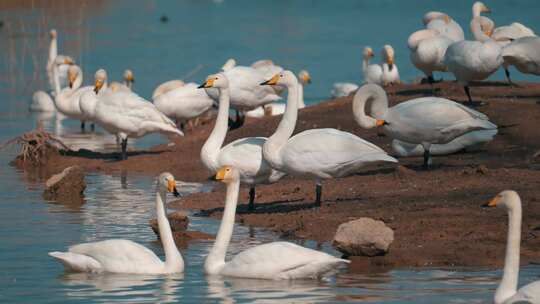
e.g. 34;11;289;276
48;251;103;273
141;121;184;137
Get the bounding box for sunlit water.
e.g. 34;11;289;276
1;1;540;303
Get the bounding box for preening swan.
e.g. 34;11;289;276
93;76;184;160
483;191;540;304
444;16;502;104
362;46;383;85
501;36;540;77
152;80;185;99
204;166;349;279
198;73;285;210
381;45;400;86
408;29;453;84
49;172;184;274
353;84;497;167
423;12;464;42
261;71;397;205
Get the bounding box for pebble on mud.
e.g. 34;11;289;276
42;166;86;204
149;211;189;237
333;217;394;257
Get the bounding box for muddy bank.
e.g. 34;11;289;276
15;80;540;268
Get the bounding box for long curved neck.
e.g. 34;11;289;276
48;37;57;67
156;189;183;270
298;83;305;109
73;72;83;91
472;4;482;18
362;56;370;75
201;87;230;172
53;65;61;96
471;18;491;42
352;85;388;129
205;179;240;274
408;30;436;50
495;199;522;304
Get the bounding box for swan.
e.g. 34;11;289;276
472;1;491;18
444;16;502;104
79;69;109;124
483;190;540;304
352;84;497;167
152;80;185;99
198;73;285;210
109;69;135;92
408;29;454;84
246;70;311;118
204;165;349;279
153;82;214;130
331;82;359;98
49;172;184;274
362;46;383;85
29;91;55;112
251;59;284;81
381;45;400;86
53;64;90;130
423;12;465;42
501;36;540;78
93;75;184;160
261;71;397;205
46;29;75;92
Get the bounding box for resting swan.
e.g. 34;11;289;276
261;71;397;205
408;28;454;84
353;84;497;167
49;172;184;274
362;46;383;85
198;73;285;210
204;166;349;279
484;191;540;304
501;36;540;78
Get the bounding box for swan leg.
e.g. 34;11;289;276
248;187;255;211
463;86;473;104
228;110;245;130
90;123;95;132
315;180;322;206
121;138;128;160
504;68;518;87
423;149;431;169
428;75;436;96
81;121;86;132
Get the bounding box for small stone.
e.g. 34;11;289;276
149;211;189;238
333;217;394;257
43;166;86;203
476;165;488;175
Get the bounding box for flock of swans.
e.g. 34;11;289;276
27;1;538;302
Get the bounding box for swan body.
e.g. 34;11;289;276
493;23;535;45
423;12;465;42
152;80;185;99
204;166;349;279
79;69;109;123
205;66;281;111
381;45;400;85
199;73;285;209
501;36;540;76
362;47;383;85
261;71;396;204
353;84;497;166
53;65;87;121
408;29;454;79
485;191;540;304
153;82;214;123
49;173;184;274
30;91;55;112
331;82;359;98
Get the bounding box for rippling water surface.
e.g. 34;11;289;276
1;1;540;303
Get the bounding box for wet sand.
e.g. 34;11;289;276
15;80;540;268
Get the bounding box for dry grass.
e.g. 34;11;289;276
0;128;69;165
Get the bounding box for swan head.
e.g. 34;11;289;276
473;1;491;17
363;47;375;60
123;69;134;85
49;29;57;39
260;70;297;87
382;45;395;70
67;65;81;89
94;69;108;94
198;73;229;89
158;172;180;197
483;190;520;210
55;55;74;66
298;70;311;85
215;166;240;184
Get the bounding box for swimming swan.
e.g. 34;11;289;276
49;172;184;274
483;190;540;304
261;71;397;205
352;84;497;167
198;73;285;210
204;166;349;279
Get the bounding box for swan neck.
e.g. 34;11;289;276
156;190;183;270
48;36;57;67
352;85;387;129
471;18;491;42
201;87;230;172
53;65;61;96
362;57;369;75
495;200;522;304
205;179;240;274
298;83;305;109
73;71;83;91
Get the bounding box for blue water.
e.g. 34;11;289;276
1;1;540;303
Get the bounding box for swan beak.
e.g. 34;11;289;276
125;75;135;83
64;58;74;65
260;74;280;86
94;79;104;94
68;74;76;89
484;29;492;37
303;74;312;84
387;57;394;70
198;78;215;89
215;167;227;181
376;119;387;127
168;179;179;197
443;15;451;24
483;195;500;208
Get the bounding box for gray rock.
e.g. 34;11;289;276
43;166;86;204
150;211;189;238
333;217;394;257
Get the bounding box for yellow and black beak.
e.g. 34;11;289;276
168;179;180;197
482;195;500;208
260;74;280;86
126;75;135;84
215;166;229;181
304;75;312;84
388;57;394;70
68;73;76;89
94;79;104;94
198;78;215;89
376;119;388;127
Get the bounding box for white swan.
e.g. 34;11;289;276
109;69;135;92
352;84;497;167
152;80;185;99
93;76;184;160
444;16;502;104
362;46;383;85
501;36;540;78
153;82;214;129
331;82;359;98
29;91;55;112
472;1;491;18
261;71;397;205
381;45;400;86
251;59;284;81
484;190;540;304
198;73;285;210
53;64;89;130
423;12;465;42
49;173;184;274
204;165;349;279
408;29;454;84
246;70;311;118
47;29;75;92
79;69;109;124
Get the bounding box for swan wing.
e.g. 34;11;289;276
501;37;540;75
493;22;535;42
154;83;214;119
68;239;163;273
221;242;348;279
427;19;465;42
505;280;540;303
364;64;383;84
